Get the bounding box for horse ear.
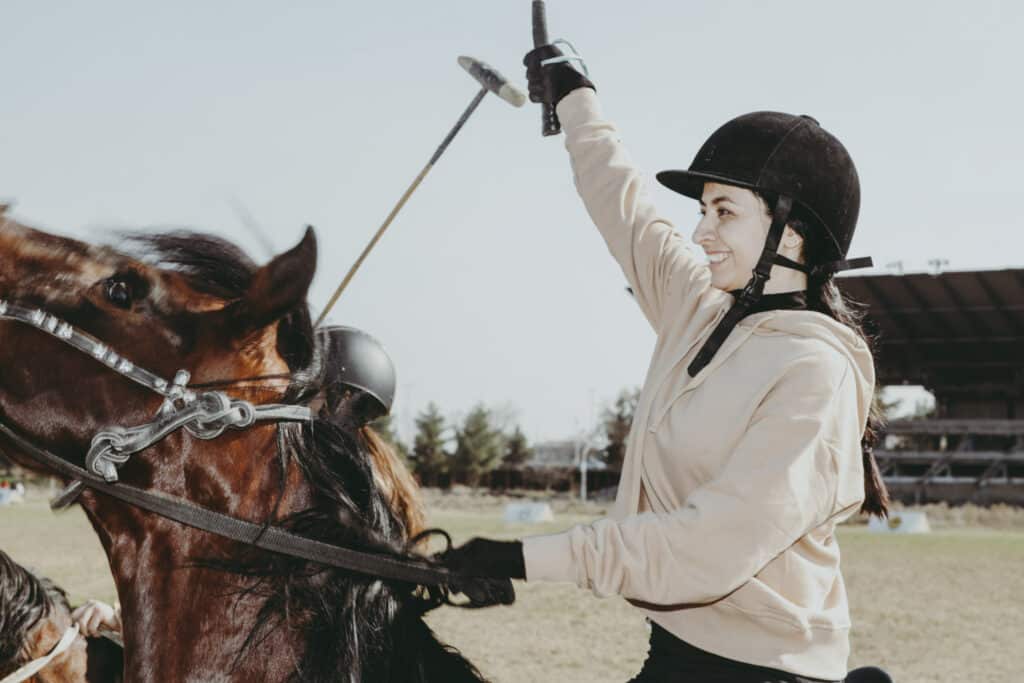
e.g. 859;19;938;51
222;227;317;336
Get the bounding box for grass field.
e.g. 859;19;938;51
1;492;1022;682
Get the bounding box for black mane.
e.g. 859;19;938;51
127;231;316;371
127;231;484;683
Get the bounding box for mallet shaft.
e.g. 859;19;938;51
315;87;489;326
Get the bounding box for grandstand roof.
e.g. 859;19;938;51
837;267;1024;392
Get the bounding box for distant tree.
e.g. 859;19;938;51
502;426;533;468
452;404;505;486
602;387;641;471
411;403;450;487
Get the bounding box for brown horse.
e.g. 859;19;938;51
0;210;485;683
0;548;123;682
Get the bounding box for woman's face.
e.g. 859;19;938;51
691;182;803;292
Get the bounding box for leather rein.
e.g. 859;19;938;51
0;300;453;587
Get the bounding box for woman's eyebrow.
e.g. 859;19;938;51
699;195;736;207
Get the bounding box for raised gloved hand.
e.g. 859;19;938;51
523;44;595;108
438;537;526;607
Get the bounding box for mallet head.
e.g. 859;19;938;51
457;56;526;108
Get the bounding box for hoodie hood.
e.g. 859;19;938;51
740;309;876;431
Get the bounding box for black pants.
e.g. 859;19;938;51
628;622;892;683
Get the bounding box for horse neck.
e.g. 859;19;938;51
110;557;304;683
81;424;313;683
78;421;485;683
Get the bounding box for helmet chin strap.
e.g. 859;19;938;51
772;251;874;279
687;195;793;377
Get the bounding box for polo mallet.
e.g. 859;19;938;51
314;57;525;326
532;1;561;136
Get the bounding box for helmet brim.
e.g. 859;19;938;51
655;170;761;201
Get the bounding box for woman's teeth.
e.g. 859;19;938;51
708;252;730;264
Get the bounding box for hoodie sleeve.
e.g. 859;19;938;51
556;89;713;333
521;353;863;605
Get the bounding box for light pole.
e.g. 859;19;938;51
578;440;590;503
575;427;606;503
927;258;950;276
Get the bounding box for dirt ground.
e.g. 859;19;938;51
1;490;1022;682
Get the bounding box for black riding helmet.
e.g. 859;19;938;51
656;111;873;376
315;326;396;426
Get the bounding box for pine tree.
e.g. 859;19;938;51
411;403;450;487
503;425;533;468
602;387;641;471
452;404;505;486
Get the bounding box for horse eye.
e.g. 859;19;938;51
105;278;133;308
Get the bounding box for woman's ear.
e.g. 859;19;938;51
781;225;805;254
217;227;318;339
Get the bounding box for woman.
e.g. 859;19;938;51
314;325;425;540
440;40;892;683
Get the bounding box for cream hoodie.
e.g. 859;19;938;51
521;89;875;681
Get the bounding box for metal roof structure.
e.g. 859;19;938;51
837;268;1024;396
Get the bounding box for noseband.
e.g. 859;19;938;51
0;301;457;588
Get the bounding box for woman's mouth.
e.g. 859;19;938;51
707;252;731;267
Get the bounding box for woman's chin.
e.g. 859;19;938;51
709;270;738;291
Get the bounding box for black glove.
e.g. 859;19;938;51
523;44;595;108
437;538;526;607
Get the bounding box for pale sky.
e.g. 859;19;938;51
2;1;1021;442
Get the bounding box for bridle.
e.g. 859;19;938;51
0;300;457;588
0;300;309;490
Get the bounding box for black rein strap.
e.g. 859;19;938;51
0;423;453;587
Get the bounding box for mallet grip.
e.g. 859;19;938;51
532;1;561;137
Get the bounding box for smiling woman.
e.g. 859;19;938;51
438;32;892;683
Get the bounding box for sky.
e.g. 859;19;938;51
2;1;1021;442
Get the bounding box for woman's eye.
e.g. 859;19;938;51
717;207;732;217
105;279;133;309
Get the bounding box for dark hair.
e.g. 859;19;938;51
759;194;890;518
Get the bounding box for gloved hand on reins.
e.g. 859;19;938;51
437;537;525;607
523;44;595;108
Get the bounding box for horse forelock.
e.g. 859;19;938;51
0;219;206;323
0;222;312;374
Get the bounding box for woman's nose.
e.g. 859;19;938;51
691;215;714;246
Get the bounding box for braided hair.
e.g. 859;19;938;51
759;193;890;517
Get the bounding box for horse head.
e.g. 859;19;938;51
0;214;480;683
0;215;317;497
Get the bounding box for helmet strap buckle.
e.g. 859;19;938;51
737;275;766;307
